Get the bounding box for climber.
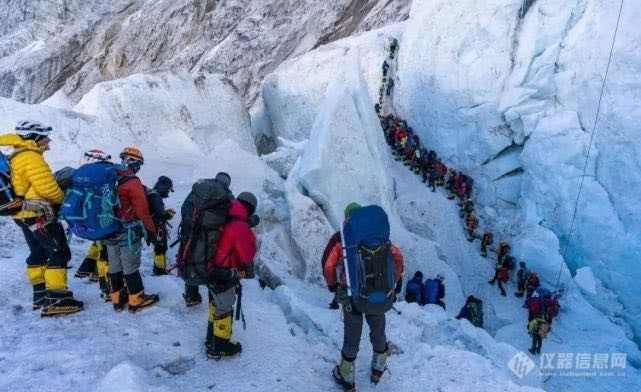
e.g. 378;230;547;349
514;261;529;297
480;229;493;258
389;38;399;59
459;198;474;218
458;179;471;201
0;121;84;316
528;315;549;355
497;241;511;263
544;292;561;324
456;295;484;328
422;274;446;309
386;78;394;96
145;176;176;275
525;271;540;299
324;203;404;391
525;291;543;321
374;103;381;114
183;172;235;307
382;60;389;77
428;165;438;192
205;192;257;359
405;271;424;304
446;169;457;199
436;161;447;186
465;211;478;241
488;260;508;296
106;147;160;313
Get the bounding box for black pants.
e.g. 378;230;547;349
15;219;71;268
489;274;506;295
531;334;542;352
342;310;386;360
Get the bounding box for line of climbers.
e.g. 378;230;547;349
374;38;563;358
0;121;260;360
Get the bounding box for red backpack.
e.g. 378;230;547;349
528;297;542;316
546;298;560;319
498;266;509;282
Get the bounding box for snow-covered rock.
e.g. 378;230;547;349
263;24;403;142
74;71;255;155
0;0;410;105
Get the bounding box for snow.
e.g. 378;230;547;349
574;267;597;296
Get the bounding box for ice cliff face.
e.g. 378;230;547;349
394;0;641;345
0;0;410;106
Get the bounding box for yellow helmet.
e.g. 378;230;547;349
120;147;144;163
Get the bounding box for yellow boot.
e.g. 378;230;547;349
152;252;170;276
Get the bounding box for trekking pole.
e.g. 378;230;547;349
391;306;402;315
339;223;352;298
236;282;246;330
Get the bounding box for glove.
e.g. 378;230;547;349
328;284;337;293
165;208;176;219
226;268;240;281
248;214;260;228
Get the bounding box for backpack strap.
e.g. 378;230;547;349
7;149;30;161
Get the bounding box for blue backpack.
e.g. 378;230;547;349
405;278;423;304
0;151;24;216
423;279;440;304
342;205;395;315
61;163;122;240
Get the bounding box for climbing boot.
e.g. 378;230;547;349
111;288;128;312
333;354;356;391
371;347;389;384
183;284;202;307
32;283;46;310
41;290;84;317
152;252;170;276
128;291;159;313
76;243;100;278
206;336;242;359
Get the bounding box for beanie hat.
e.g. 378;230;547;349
414;271;423;279
154;176;174;194
215;172;231;188
237;192;257;216
344;202;361;219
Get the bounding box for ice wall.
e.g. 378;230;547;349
395;0;641;345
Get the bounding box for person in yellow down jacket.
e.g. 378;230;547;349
0;121;83;316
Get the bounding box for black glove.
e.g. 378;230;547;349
328;284;337;293
248;214;260;228
226;268;240;281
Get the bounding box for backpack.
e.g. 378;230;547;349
423;279;440;304
0;151;23;216
546;298;560;319
61;163;122;240
468;301;483;328
504;256;516;271
405;279;422;304
527;297;542;316
176;179;232;286
538;321;550;338
536;287;551;299
342;205;395;315
54;167;75;192
498;266;509;282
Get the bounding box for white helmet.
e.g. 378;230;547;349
15;120;52;141
81;149;111;165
